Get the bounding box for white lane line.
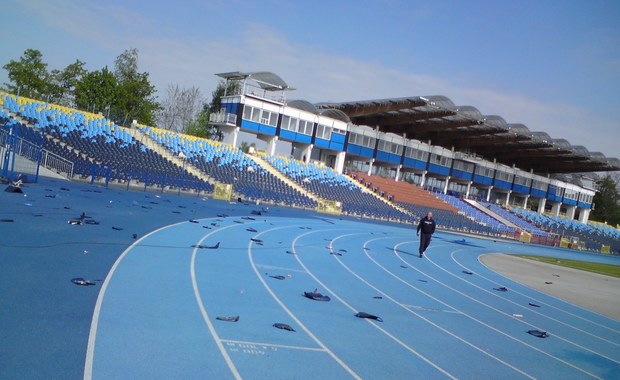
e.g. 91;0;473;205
248;226;362;380
191;222;253;380
329;235;535;380
450;251;620;346
392;242;604;379
422;249;620;365
220;339;326;352
293;231;457;380
255;263;307;274
84;220;194;380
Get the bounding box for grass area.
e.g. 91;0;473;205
514;255;620;278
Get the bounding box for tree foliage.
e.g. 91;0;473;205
185;104;222;140
182;80;239;140
591;175;620;225
2;48;241;136
208;80;240;114
49;59;87;106
111;48;159;126
74;67;117;115
2;49;50;99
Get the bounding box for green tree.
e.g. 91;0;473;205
112;48;159;126
239;141;255;153
208;79;240;114
591;175;620;225
183;80;240;140
2;49;50;99
74;67;117;115
185;104;222;140
49;59;87;106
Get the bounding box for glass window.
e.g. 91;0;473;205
269;112;278;126
316;124;332;140
251;107;260;122
243;105;253;120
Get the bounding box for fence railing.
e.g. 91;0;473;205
41;150;74;177
209;111;238;125
0;129;74;178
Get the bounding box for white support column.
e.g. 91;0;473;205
537;198;547;214
566;205;577;220
465;181;472;198
522;195;529;209
579;208;591;224
367;159;374;176
257;134;278;156
420;170;427;187
395;165;402;182
221;126;240;148
486;186;493;202
551;201;561;217
334;151;346;174
292;143;313;163
443;176;451;194
267;136;278;156
505;191;512;207
304;145;312;163
231;127;240;148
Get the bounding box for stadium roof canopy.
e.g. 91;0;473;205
316;96;620;174
216;71;290;91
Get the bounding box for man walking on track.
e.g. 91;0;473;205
417;211;436;258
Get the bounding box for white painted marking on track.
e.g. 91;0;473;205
220;339;326;352
84;220;190;380
255;263;307;274
450;251;620;346
191;222;253;380
329;235;536;380
422;249;620;365
391;242;604;379
293;231;458;380
248;226;362;380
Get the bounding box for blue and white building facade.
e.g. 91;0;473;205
210;71;595;223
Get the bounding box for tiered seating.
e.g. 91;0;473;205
140;127;316;207
435;193;515;234
348;171;457;211
396;202;507;235
513;207;619;252
588;221;620;241
263;156;414;221
0;93;210;191
482;202;548;236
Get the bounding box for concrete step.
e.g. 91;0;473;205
125;127;214;185
463;198;519;229
246;154;321;203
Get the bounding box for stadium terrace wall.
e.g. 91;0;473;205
209;79;595;222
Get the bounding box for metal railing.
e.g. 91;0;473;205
0;129;74;178
40;149;74;177
209;111;237;125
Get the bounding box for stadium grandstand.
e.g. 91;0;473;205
1;70;619;253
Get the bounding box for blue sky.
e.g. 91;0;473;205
1;0;619;159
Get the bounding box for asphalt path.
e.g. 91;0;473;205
481;254;620;321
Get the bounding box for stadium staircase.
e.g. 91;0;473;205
342;171;414;217
245;153;321;204
125;126;215;186
350;171;457;212
462;198;519;229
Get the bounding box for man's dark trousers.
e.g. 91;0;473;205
419;233;432;255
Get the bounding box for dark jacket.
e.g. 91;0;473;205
417;216;436;235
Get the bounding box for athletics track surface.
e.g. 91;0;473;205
1;179;619;379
